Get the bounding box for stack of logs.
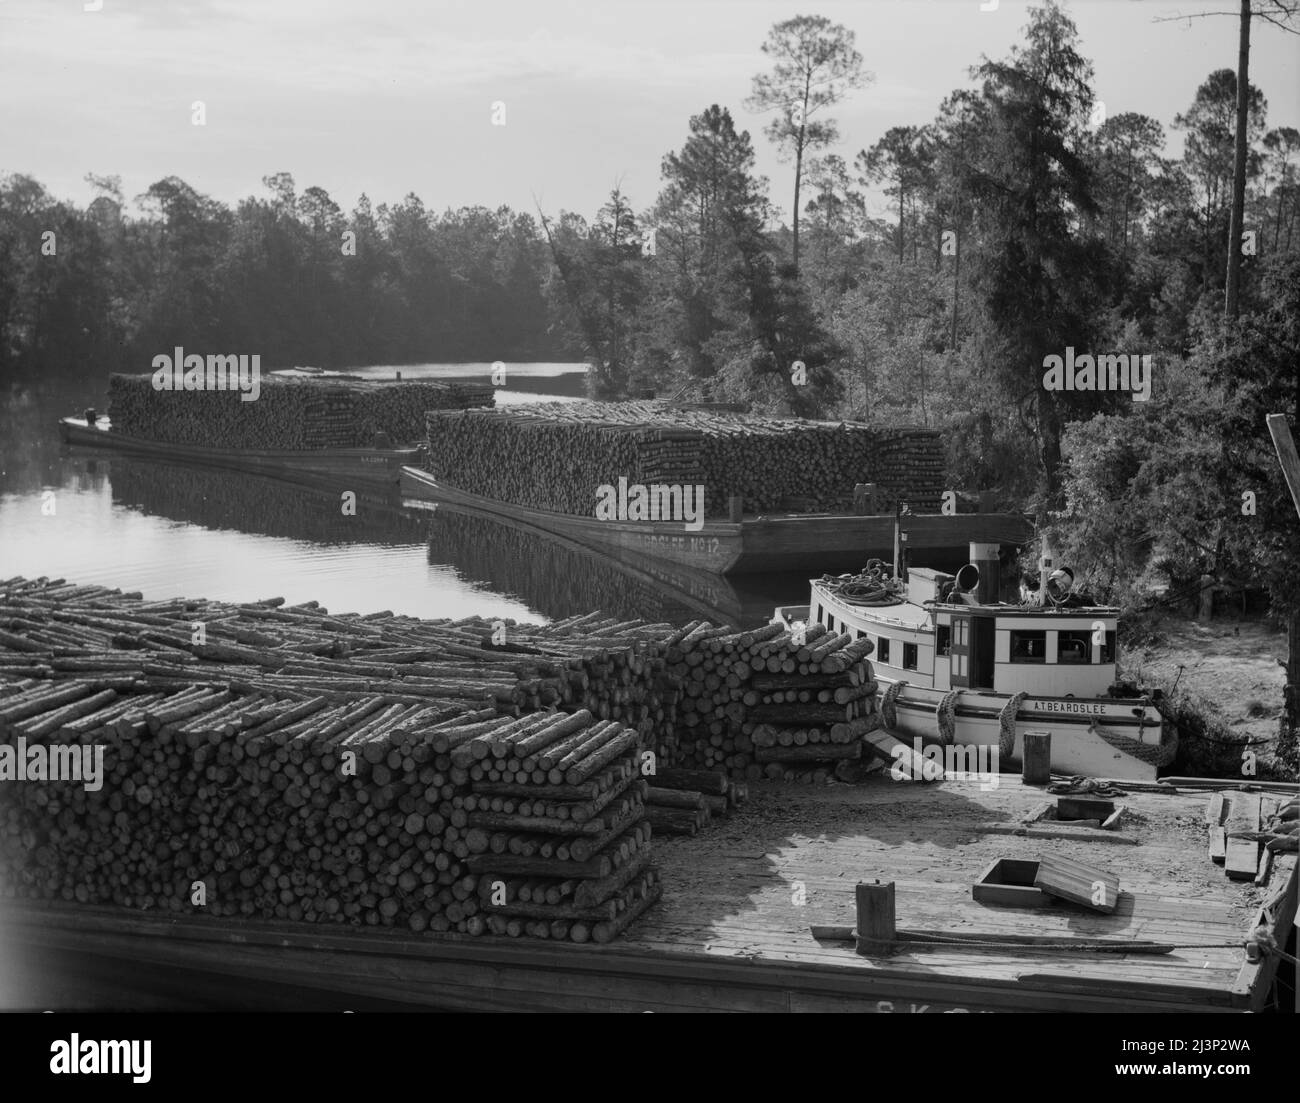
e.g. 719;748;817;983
661;619;880;781
108;374;493;451
448;710;660;942
423;401;945;517
0;576;881;938
745;622;879;782
644;768;748;837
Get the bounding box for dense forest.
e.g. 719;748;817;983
1;2;1297;748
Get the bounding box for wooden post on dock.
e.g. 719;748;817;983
1022;730;1051;784
728;495;744;523
855;880;895;956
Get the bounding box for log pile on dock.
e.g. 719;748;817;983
108;373;493;451
644;768;746;836
661;619;880;781
424;402;945;516
449;710;661;942
0;577;875;938
746;623;879;781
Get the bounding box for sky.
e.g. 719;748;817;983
1;0;1297;225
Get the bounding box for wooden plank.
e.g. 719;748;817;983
1224;791;1263;881
1205;792;1226;825
979;822;1139;845
1034;854;1121;913
1255;848;1274;887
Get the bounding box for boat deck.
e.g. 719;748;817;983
2;777;1293;1012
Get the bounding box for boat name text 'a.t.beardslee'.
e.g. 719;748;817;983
1035;700;1108;715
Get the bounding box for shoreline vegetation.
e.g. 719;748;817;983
2;1;1296;767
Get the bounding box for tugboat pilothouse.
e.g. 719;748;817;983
773;539;1175;781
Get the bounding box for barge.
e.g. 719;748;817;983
59;415;420;489
3;777;1294;1012
399;466;1034;576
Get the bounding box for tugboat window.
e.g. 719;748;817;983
826;614;835;633
937;624;951;656
1101;630;1116;663
1010;630;1046;663
877;637;891;664
903;642;918;670
1057;630;1091;663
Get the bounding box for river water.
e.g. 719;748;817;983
0;364;807;627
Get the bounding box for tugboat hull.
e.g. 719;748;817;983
877;679;1172;782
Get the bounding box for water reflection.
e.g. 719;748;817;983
421;503;804;627
109;458;428;546
1;367;807;626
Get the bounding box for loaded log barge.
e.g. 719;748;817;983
0;577;1294;1012
58;371;495;489
403;401;1034;574
60;415;420;490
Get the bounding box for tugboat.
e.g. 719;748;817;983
773;535;1175;781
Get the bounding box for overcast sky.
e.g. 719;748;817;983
2;0;1297;224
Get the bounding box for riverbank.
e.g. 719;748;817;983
1123;615;1288;743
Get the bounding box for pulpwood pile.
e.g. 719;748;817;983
108;374;493;451
424;401;945;517
664;620;882;781
0;577;876;939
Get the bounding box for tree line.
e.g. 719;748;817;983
0;172;564;374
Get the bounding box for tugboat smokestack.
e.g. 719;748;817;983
970;541;1000;604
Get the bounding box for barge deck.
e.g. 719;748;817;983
5;777;1292;1013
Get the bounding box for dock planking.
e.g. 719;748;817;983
3;776;1294;1012
1223;791;1263;881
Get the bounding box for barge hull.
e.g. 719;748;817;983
59;418;419;488
399;467;1033;576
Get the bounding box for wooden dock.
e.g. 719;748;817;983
4;776;1292;1012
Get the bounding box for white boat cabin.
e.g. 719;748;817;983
809;550;1119;699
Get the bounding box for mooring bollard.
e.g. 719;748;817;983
855;880;896;956
1022;730;1051;784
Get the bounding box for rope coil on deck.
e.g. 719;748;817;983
998;691;1027;759
937;689;961;746
818;573;904;606
881;680;908;731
